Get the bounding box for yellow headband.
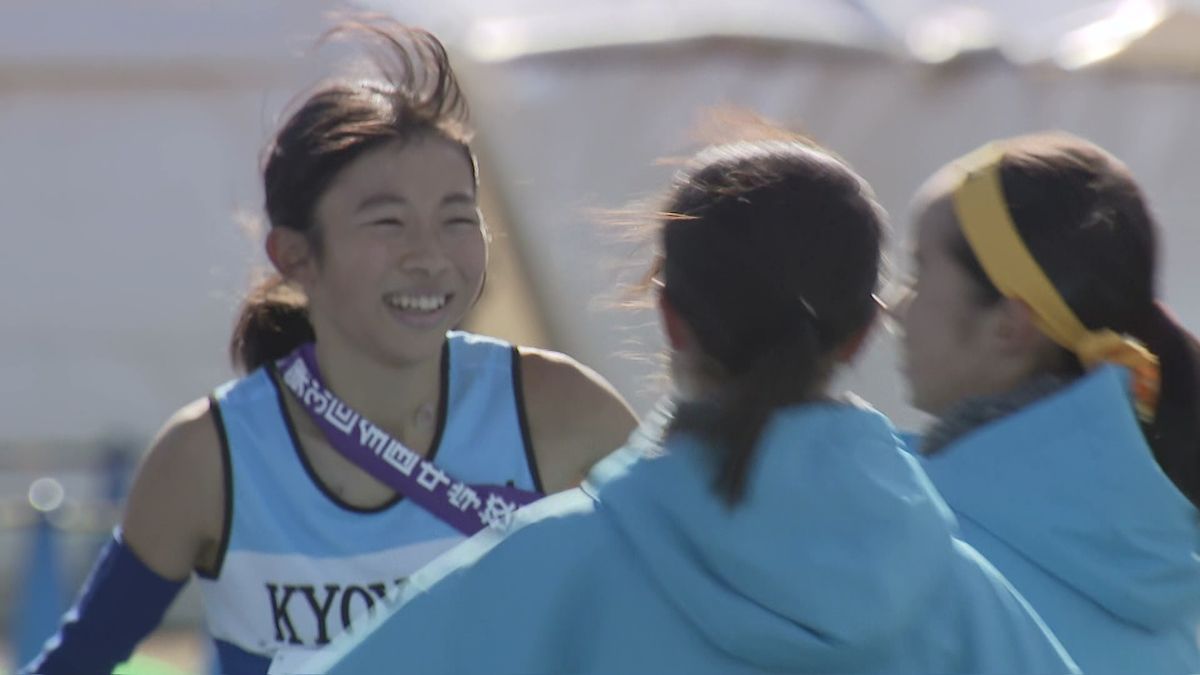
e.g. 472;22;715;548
951;143;1160;422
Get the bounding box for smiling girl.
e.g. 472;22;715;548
23;20;635;675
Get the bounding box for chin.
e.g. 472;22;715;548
378;334;446;366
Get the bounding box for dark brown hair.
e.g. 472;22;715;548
948;132;1200;508
229;19;475;373
658;139;884;504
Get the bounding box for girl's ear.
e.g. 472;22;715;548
836;305;879;363
659;291;693;353
266;228;317;286
989;297;1047;357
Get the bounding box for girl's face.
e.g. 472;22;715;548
302;135;486;366
898;178;1000;416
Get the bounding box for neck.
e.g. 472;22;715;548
923;372;1067;456
311;337;444;438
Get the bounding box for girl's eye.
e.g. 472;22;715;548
370;218;405;227
445;218;479;227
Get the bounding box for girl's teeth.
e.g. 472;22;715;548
389;294;447;312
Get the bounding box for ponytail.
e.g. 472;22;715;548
1132;303;1200;508
651;140;882;508
670;325;825;505
229;274;314;374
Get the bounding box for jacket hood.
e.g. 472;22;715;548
589;398;961;671
922;366;1200;630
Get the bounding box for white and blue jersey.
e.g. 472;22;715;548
196;331;541;674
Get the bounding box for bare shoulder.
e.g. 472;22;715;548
517;347;636;432
517;347;638;493
121;397;227;580
134;398;225;493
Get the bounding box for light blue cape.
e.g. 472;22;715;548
276;399;1077;674
919;366;1200;674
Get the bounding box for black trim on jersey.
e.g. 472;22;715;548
266;340;452;514
195;394;234;580
268;367;395;513
510;347;545;494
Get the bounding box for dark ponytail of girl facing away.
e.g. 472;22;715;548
655;139;885;504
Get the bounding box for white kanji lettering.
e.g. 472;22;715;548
357;420;390;454
447;482;481;512
281;359;311;397
416;463;451;492
479;494;517;531
381;441;420;476
323;400;359;434
302;385;332;415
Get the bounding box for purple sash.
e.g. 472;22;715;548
275;343;541;536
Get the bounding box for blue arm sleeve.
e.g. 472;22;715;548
20;528;187;675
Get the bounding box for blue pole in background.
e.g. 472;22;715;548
11;478;70;671
13;512;68;668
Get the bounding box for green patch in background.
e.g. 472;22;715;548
113;655;195;675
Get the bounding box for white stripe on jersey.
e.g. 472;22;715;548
198;537;462;657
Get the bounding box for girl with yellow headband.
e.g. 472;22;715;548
899;132;1200;674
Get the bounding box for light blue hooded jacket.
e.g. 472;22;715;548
277;400;1077;674
917;366;1200;674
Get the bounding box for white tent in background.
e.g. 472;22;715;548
0;0;332;450
1;0;1196;456
1103;3;1200;72
0;0;334;637
5;0;1192;446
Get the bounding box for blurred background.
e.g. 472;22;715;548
3;0;1199;672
